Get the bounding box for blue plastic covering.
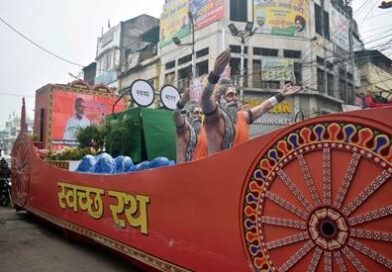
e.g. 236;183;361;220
93;153;115;174
114;155;125;173
123;156;134;172
75;155;95;172
75;154;174;174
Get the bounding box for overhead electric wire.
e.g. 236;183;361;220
0;16;85;68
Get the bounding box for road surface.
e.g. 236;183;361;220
0;206;140;271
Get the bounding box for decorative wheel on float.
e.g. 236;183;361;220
10;133;31;208
243;122;392;271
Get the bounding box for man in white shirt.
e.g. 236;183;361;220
63;98;91;141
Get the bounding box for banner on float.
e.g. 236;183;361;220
253;0;309;37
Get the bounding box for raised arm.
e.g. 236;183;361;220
201;49;231;118
174;87;190;134
249;83;301;122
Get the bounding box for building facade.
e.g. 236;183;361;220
95;14;159;89
355;50;392;103
159;0;363;133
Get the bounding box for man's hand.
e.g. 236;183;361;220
281;83;301;97
212;49;231;76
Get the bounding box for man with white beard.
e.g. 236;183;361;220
201;49;301;155
174;88;207;163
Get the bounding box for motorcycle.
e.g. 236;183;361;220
0;158;12;206
0;177;11;206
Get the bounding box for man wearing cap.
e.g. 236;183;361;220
201;49;301;155
174;88;207;163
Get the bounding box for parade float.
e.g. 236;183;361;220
10;84;392;271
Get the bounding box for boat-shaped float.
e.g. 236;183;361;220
11;104;392;271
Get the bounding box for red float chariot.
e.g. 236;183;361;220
11;99;392;271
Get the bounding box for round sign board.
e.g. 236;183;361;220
130;80;155;107
160;85;180;110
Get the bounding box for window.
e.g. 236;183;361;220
253;47;279;57
347;83;354;103
230;57;248;86
339;68;345;77
165;61;175;70
39;108;45;142
339;79;346;100
284;50;301;59
196;48;209;58
178;54;192;65
196;60;208;76
294;63;302;84
327;73;334;96
230;45;248;54
317;68;325;93
324;11;330;39
315;3;330;39
317;56;325;66
253;60;262;88
347;72;353;80
230;0;247;22
326;61;334;70
315;4;322;35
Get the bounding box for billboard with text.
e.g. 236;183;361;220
160;0;224;47
253;0;309;37
160;0;190;47
191;0;224;29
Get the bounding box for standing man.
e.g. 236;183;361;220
201;49;301;155
174;88;207;163
63;97;91;141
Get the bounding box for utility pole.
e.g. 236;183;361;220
228;22;257;99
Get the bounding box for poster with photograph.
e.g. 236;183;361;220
50;90;126;149
253;0;309;37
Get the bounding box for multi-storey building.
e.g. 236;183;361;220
95;14;159;89
159;0;363;134
355;50;392;103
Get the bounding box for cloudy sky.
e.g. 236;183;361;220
0;0;164;129
0;0;390;129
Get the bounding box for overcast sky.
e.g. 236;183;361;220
0;0;390;130
0;0;164;129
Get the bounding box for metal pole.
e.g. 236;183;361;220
188;10;196;79
240;37;245;87
240;36;245;101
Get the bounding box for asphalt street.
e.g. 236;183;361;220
0;206;140;272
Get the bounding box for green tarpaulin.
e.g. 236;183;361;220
106;108;175;163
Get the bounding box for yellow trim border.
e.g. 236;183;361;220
25;205;191;272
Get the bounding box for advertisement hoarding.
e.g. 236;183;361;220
253;0;309;37
191;0;224;29
160;0;224;48
160;0;190;47
50;90;126;149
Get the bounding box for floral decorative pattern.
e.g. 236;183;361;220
10;133;31;208
243;122;392;271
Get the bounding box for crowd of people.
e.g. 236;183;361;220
174;49;300;163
